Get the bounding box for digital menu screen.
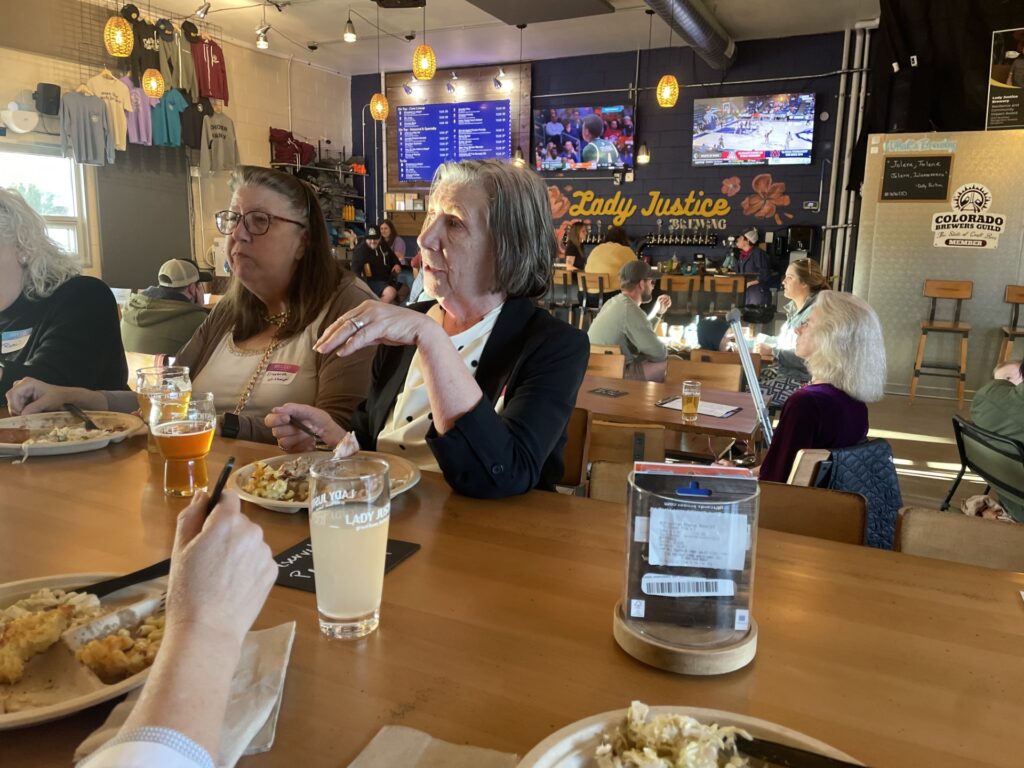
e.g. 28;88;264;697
397;100;511;183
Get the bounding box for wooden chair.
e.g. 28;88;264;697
691;348;761;378
759;482;867;545
125;352;160;391
590;344;621;355
588;419;665;504
940;415;1024;514
557;407;590;494
576;272;613;330
997;285;1024;365
662;275;701;323
897;508;1024;570
787;448;831;486
548;269;579;326
664;358;743;392
586;352;625;379
703;275;746;313
909;279;973;407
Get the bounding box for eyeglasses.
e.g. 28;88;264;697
215;210;305;236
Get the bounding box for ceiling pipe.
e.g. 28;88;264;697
644;0;736;71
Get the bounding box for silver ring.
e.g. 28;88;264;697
350;317;366;331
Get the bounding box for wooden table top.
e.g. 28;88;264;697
2;435;1023;767
577;374;762;440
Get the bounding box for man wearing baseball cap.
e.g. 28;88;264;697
587;260;673;381
120;259;211;356
350;225;402;304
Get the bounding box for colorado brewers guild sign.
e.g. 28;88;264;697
931;183;1006;249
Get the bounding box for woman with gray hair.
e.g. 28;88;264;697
0;188;126;397
755;290;886;482
267;159;590;498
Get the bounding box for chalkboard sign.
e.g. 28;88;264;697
274;538;421;593
880;155;953;201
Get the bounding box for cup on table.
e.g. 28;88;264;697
668;325;685;346
308;457;391;640
681;380;701;423
136;366;192;453
149;391;216;497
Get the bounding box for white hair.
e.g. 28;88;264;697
0;188;81;299
804;291;886;403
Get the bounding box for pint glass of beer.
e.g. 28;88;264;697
136;367;191;453
308;457;391;639
150;391;216;497
682;380;701;423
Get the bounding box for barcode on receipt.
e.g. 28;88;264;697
641;574;736;597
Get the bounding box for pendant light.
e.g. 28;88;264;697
636;142;651;165
412;4;436;80
103;14;134;57
142;68;166;98
343;11;357;43
194;3;211;19
255;4;270;50
656;27;679;108
511;24;526;167
636;9;654;165
370;4;389;121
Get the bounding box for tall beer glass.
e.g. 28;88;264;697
150;391;216;497
136;366;191;453
309;457;391;639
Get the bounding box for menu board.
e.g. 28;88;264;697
397;100;511;183
880;155;953;201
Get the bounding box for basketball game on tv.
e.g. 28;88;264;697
532;105;633;172
692;93;816;167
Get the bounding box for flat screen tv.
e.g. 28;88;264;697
692;93;816;167
532;105;633;172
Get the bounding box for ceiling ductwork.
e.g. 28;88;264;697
645;0;736;71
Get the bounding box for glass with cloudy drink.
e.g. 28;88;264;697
309;457;391;639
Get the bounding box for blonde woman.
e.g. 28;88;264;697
0;188;126;397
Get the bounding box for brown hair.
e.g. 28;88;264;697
789;258;829;292
566;221;588;250
221;165;340;342
604;225;631;247
378;218;399;247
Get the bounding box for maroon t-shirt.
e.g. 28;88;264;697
758;383;868;483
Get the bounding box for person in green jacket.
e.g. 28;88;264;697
969;360;1024;521
120;259;210;356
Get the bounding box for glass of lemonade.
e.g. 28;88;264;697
682;380;701;423
136;366;191;453
308;457;391;640
149;391;216;497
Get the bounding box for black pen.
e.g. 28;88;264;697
206;456;236;515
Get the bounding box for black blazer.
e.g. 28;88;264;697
349;297;589;498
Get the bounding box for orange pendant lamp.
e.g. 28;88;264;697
142;68;166;99
412;5;436;79
370;4;388;121
103;15;134;57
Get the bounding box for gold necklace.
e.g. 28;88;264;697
262;308;290;326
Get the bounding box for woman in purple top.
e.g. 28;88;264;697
756;291;886;483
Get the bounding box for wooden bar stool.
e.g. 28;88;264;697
997;285;1024;365
703;275;745;314
909;279;972;406
548;269;578;327
576;272;613;330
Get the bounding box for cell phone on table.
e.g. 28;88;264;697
205;456;236;515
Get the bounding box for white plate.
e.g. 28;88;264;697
0;572;165;730
517;706;863;767
230;450;422;514
0;411;145;457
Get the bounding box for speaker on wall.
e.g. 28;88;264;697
34;83;61;116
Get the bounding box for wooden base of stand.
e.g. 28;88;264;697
612;602;758;676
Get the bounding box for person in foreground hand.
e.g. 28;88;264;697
80;490;276;768
267;159;590;499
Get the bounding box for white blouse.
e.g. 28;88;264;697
192;306;328;420
377;304;505;472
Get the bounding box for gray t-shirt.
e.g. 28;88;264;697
587;294;666;364
60;92;114;166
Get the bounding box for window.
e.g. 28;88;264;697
0;148;88;262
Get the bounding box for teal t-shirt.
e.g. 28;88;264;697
152;89;190;147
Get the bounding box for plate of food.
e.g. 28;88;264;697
0;573;168;730
517;701;862;767
230;450;422;513
0;411;145;458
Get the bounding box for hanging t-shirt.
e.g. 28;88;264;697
180;97;214;149
119;76;159;146
60;91;114;166
151;88;190;147
129;20;162;86
85;72;133;151
199;112;239;174
192;38;229;104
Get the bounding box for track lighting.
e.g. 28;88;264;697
636;142;651;165
194;3;210;19
343;14;356;43
493;67;506;90
447;72;458;95
256;26;270;49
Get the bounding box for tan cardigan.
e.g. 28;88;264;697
175;274;377;444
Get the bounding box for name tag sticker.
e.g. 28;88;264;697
264;362;300;384
1;328;32;354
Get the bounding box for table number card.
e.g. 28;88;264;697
274;538;421;593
